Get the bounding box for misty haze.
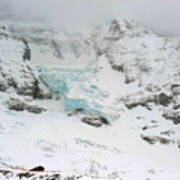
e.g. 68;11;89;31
1;0;180;36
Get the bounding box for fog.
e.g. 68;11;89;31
1;0;180;36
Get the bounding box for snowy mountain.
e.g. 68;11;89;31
0;18;180;180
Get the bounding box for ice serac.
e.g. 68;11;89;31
39;64;120;123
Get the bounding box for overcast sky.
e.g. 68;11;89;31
1;0;180;36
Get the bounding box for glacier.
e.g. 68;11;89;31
0;17;180;180
39;61;122;123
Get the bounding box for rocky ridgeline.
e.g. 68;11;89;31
93;19;180;148
0;29;52;113
0;19;180;137
0;60;52;113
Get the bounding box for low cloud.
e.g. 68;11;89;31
1;0;180;36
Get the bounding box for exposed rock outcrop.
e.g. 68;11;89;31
81;115;109;127
29;166;45;172
22;38;31;61
0;77;8;91
0;167;61;180
141;134;174;145
123;91;172;110
162;109;180;124
8;97;46;114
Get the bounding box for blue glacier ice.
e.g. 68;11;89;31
40;72;69;94
64;98;89;111
39;62;121;123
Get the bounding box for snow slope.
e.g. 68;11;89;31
0;18;179;179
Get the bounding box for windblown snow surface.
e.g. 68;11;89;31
0;17;180;180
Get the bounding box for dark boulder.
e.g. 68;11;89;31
81;115;109;127
29;166;45;172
